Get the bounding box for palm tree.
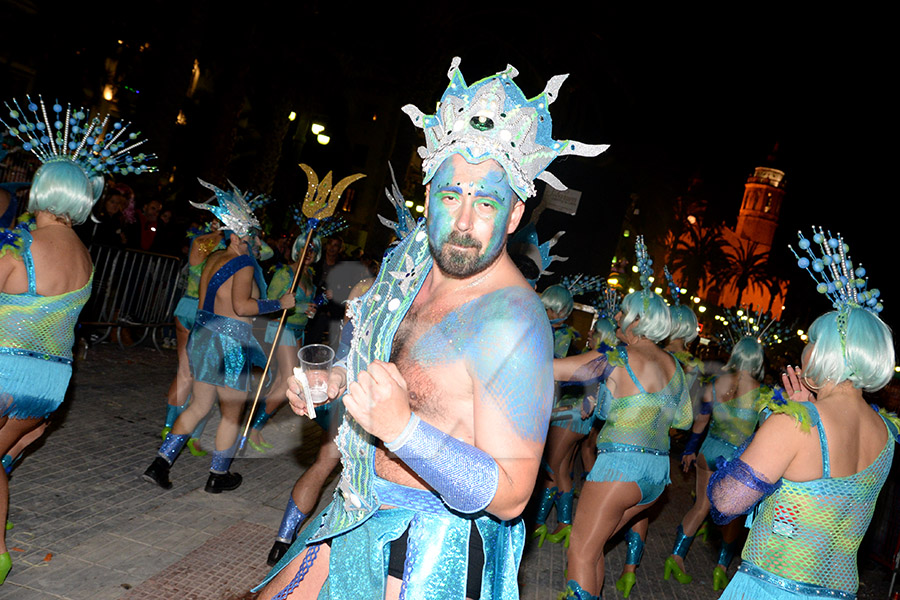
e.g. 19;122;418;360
724;240;774;308
669;223;729;296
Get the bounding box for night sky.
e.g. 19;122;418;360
2;2;893;332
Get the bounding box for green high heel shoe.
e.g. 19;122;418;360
616;571;636;597
532;524;549;548
160;426;171;440
546;524;572;548
187;438;208;457
0;551;11;585
663;556;693;584
696;520;709;542
713;566;729;591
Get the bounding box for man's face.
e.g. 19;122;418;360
425;154;523;278
144;201;162;220
325;238;342;260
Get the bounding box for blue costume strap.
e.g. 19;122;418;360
806;402;830;478
19;229;36;294
385;412;499;514
619;347;646;394
707;455;781;525
203;255;256;312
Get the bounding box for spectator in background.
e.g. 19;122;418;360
127;198;162;251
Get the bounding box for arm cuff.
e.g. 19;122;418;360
257;298;282;314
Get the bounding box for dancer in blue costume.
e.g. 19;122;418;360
143;180;294;493
667;335;765;590
533;283;584;547
161;223;224;456
562;237;693;600
708;228;900;600
0;95;154;584
256;57;606;600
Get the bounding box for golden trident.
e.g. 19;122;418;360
240;164;365;448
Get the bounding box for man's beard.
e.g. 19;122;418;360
429;230;504;279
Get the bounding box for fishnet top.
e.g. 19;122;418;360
708;385;761;447
0;229;92;362
597;347;692;452
711;403;896;594
185;262;204;298
267;264;315;329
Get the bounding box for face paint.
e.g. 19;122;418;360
426;154;517;278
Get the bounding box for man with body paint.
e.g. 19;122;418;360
256;57;607;600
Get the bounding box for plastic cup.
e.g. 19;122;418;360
296;344;335;405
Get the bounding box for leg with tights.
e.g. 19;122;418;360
666;456;712;582
0;415;45;584
713;518;743;590
250;344;297;451
543;426;584;545
615;517;648;598
162;318;193;438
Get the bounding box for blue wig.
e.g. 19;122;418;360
805;308;894;391
28;161;101;225
541;284;574;319
592;317;618;348
669;304;699;343
620;290;671;343
725;336;765;380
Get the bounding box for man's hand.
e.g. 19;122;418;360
279;293;296;310
681;452;697;473
286;366;346;417
303;303;317;318
343;360;412;443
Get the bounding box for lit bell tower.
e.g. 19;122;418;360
734;160;785;251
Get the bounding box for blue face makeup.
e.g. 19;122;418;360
426;154;516;278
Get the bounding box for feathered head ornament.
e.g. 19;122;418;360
507;223;567;286
191;179;260;238
377;163;417;239
713;306;792;351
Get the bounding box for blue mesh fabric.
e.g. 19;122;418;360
708;454;780;524
708;386;761;448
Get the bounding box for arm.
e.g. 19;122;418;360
554;350;608;382
231;263;294;316
681;382;713;470
706;413;799;523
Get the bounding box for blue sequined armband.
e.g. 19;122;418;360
707;456;781;525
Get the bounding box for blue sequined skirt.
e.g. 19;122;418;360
256;477;525;600
188;310;266;392
173;296;199;330
699;434;738;471
0;352;72;419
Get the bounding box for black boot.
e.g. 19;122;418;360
205;471;242;493
143;457;173;490
267;540;291;566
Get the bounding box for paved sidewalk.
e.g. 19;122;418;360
0;343;893;599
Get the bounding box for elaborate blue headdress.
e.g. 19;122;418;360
377;163;417;239
663;266;683;306
1;95;154;178
714;306;792;351
790;226;882;351
289;205;347;262
634;235;654;309
191;180;260;238
507;223;566;286
560;273;607;298
402;57;609;200
593;284;621;321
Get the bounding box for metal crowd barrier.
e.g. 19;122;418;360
79;245;184;351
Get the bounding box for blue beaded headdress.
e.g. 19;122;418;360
560;273;607;298
289;206;347;262
191;179;260;238
635;235;653;310
402;57;609;200
714;306;791;351
377;163;417;239
664;266;682;306
1;95;155;178
789;226;882;352
593;284;621;321
507;223;567;286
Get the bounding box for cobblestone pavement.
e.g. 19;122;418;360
0;343;894;599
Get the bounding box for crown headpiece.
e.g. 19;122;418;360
1;95;155;178
664;266;683;306
191;179;260;238
402;57;608;200
713;306;792;351
377;163;417;239
634;235;654;309
508;223;567;285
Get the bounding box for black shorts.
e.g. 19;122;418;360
386;521;485;599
